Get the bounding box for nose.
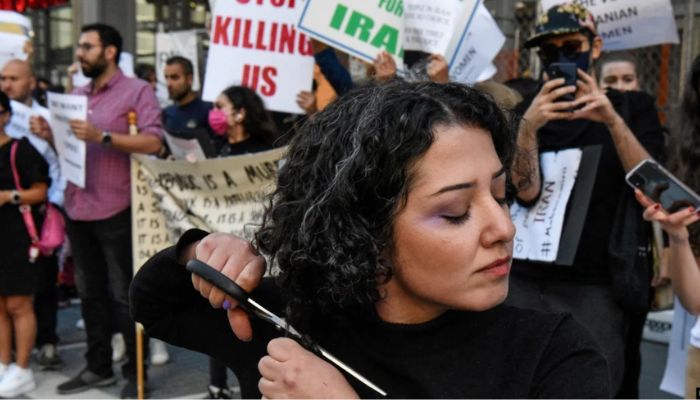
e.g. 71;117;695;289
480;198;516;248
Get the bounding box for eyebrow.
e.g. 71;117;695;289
430;167;506;197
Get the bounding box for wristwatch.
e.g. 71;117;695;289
101;130;112;146
9;190;20;205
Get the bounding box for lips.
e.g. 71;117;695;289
477;256;511;276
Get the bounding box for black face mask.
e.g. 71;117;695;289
538;40;592;73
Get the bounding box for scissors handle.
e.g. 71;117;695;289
185;259;252;313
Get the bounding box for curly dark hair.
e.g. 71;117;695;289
255;81;516;333
669;53;700;244
221;86;278;145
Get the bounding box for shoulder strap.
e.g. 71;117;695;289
10;140;24;190
10;140;40;243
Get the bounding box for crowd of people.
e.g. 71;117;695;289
0;2;698;399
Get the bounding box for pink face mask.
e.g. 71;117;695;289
208;109;229;136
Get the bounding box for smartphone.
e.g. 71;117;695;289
625;159;700;213
546;62;577;102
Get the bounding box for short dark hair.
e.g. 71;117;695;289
221;86;278;145
135;63;155;81
165;56;194;77
81;23;122;64
255;81;516;333
0;90;12;115
596;51;638;77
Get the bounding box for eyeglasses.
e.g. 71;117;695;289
537;40;584;65
76;43;101;52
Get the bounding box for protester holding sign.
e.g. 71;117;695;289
507;4;665;396
30;23;162;398
0;91;49;398
131;81;609;398
1;59;66;372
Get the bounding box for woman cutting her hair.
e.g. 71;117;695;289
131;81;609;398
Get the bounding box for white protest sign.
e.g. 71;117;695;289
660;300;696;397
449;3;505;85
403;0;466;55
156;30;200;92
511;149;582;262
539;0;679;51
0;11;32;69
163;130;207;162
6;100;51;152
203;0;314;114
131;147;286;269
47;93;88;188
72;52;136;87
298;0;405;69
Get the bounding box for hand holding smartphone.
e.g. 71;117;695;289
626;159;700;213
546;62;577;102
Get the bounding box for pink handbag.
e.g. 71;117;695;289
10;141;66;262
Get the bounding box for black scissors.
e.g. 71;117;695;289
185;259;387;397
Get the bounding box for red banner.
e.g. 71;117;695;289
0;0;68;12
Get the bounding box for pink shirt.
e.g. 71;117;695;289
65;70;162;221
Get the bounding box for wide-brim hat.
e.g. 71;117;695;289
524;3;597;48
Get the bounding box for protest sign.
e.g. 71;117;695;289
163;130;207;162
0;11;32;68
202;0;314;114
403;0;466;56
449;3;505;84
298;0;405;69
511;149;582;263
6;100;51;152
131;147;287;270
538;0;679;51
156;30;200;93
47;93;87;188
660;300;696;397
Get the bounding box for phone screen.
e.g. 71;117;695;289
627;161;700;212
546;62;577;102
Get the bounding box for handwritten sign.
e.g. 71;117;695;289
131;147;287;270
298;0;405;69
0;10;31;69
539;0;679;51
659;300;696;397
47;93;87;188
202;0;314;114
510;149;582;263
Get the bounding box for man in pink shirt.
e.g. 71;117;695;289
31;23;162;398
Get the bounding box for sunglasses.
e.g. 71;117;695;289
537;40;585;65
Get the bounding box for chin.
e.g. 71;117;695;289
455;280;509;312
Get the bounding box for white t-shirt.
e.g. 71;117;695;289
691;318;700;348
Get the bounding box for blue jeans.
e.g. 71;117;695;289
67;208;147;380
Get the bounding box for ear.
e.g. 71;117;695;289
590;36;603;61
186;74;194;87
104;45;117;63
235;108;246;123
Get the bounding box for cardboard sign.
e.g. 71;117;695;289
131;147;286;270
0;11;32;69
47;93;88;188
511;149;582;263
156;29;200;102
202;0;314;114
298;0;405;68
539;0;679;50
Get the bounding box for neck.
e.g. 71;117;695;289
0;131;9;144
177;91;196;106
227;125;248;144
18;96;32;107
374;281;446;324
92;64;118;91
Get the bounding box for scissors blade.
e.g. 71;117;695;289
317;347;388;397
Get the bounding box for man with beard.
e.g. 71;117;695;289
1;59;66;371
162;56;213;137
507;4;664;397
30;23;162;398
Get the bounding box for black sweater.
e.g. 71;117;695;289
130;231;610;398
